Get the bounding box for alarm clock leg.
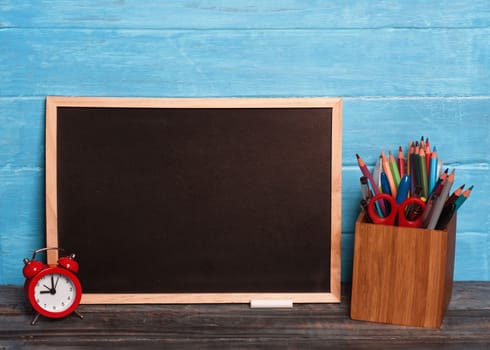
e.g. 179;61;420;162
74;310;84;320
31;313;41;325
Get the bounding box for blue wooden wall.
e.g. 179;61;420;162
1;1;489;285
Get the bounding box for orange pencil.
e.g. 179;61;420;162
381;151;397;197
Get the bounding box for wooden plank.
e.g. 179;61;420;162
2;1;490;29
342;97;490;165
81;292;339;305
0;98;45;167
1;28;489;97
44;97;58;261
0;283;489;349
45;96;341;108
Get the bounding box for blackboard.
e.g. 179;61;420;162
45;97;342;304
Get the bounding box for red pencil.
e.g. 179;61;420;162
397;146;405;178
356;153;386;214
446;184;465;205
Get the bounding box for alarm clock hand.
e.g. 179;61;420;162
50;275;57;294
40;284;54;294
38;277;58;294
40;287;51;294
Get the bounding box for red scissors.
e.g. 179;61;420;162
367;193;426;228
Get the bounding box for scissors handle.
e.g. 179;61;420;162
367;194;426;228
367;193;397;226
397;197;426;228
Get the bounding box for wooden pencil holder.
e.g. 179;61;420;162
350;213;457;328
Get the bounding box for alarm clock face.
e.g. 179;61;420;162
28;268;82;318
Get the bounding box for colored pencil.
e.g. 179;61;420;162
397;146;405;178
419;147;429;198
431;168;448;197
455;185;473;210
409;143;416;196
435;202;456;230
372;155;383;191
414;142;421;190
360;176;372;201
407;141;412;176
356;153;386;214
396;174;410;204
446;184;465;206
381;151;397;197
425;138;431;174
389;151;401;189
380;172;392;196
427;170;455;229
428;146;438;194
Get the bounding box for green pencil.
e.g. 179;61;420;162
389;151;401;189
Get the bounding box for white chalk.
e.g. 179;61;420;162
250;299;293;308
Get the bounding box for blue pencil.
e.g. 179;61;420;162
429;146;438;194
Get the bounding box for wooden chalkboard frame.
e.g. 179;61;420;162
45;96;342;304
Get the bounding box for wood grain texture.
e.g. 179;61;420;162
1;28;489;97
0;283;489;349
2;0;490;29
351;214;457;327
0;1;489;285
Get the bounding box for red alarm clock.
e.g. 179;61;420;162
23;247;83;325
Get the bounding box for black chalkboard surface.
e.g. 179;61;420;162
45;97;342;304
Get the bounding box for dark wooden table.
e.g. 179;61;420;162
1;283;488;349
